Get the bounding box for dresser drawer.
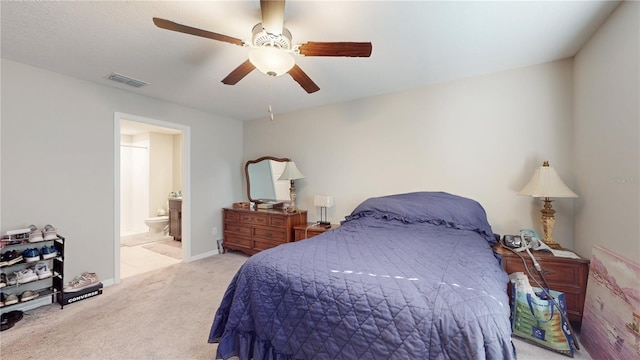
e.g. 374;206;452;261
222;208;307;256
253;239;284;252
269;215;286;227
253;227;286;242
223;234;252;249
224;211;240;222
237;212;269;226
224;223;252;236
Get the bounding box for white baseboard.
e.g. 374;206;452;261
188;249;219;262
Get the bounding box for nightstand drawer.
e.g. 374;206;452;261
563;292;581;318
504;259;582;287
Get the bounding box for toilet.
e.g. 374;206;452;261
144;216;169;240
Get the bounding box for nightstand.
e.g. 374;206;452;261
493;244;590;326
294;222;340;241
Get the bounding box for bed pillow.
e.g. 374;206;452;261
344;191;496;244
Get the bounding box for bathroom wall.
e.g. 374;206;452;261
148;132;175;217
120;134;150;236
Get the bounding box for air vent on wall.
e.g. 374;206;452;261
107;73;147;88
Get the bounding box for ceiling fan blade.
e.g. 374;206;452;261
222;60;256;85
153;17;245;47
288;65;320;94
260;0;285;35
298;42;372;57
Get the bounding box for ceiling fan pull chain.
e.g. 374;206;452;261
268;80;275;121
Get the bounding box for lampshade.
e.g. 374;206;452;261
518;161;578;198
278;161;305;181
249;46;295;77
313;195;334;208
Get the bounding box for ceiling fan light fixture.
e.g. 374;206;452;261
249;46;295;77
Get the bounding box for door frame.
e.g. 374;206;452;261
113;112;191;284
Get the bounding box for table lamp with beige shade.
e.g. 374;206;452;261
278;161;305;213
518;161;578;249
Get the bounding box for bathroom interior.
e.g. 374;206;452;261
120;119;183;279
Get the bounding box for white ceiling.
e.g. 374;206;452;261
1;1;620;121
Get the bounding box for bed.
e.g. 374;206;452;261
209;191;516;359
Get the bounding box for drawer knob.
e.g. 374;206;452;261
542;269;555;276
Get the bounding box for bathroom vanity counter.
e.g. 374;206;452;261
168;198;182;241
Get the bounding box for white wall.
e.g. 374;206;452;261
1;59;244;282
244;60;578;249
574;1;640;261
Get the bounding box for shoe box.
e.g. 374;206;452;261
58;282;103;306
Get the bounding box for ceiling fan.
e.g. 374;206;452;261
153;0;372;94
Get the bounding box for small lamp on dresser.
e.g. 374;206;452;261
314;195;334;226
518;160;578;249
278;161;305;213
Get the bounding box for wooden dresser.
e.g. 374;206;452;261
493;244;590;325
222;207;307;255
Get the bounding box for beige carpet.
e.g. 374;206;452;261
0;251;591;360
0;252;248;360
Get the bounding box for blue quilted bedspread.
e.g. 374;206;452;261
209;192;516;359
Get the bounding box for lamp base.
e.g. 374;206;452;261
540;198;562;249
542;241;563;250
287;181;299;213
317;221;331;226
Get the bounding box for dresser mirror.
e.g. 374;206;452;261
245;156;291;203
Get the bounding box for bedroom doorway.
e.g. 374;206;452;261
113;112;191;283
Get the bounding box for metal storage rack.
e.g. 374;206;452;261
0;234;65;313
